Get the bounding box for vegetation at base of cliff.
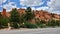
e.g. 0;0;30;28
0;7;60;29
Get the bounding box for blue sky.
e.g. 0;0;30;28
0;0;60;14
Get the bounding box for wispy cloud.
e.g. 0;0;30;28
3;0;7;3
3;2;16;11
47;0;60;14
0;0;7;4
0;0;2;4
20;0;44;6
0;0;60;14
36;6;49;10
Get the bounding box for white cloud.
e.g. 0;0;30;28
21;6;49;11
52;11;60;14
31;7;36;10
3;2;16;11
21;7;26;9
36;6;49;10
3;0;7;3
0;0;2;4
20;0;48;11
0;0;7;4
0;5;2;7
20;0;44;6
0;0;7;7
47;0;60;14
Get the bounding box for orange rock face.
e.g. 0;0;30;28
1;8;6;17
1;8;60;21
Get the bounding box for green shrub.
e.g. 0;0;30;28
23;21;37;28
55;20;60;26
10;23;20;29
48;20;55;27
0;17;9;28
36;20;47;28
47;19;60;27
38;24;46;28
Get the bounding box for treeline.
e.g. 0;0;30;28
0;7;60;29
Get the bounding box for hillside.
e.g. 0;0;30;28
1;8;60;21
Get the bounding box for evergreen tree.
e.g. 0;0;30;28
10;8;20;28
23;7;34;21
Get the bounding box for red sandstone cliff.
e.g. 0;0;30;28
1;8;60;21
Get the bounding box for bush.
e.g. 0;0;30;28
10;23;20;29
23;21;37;28
36;20;47;28
47;19;55;27
0;17;9;28
38;24;46;28
55;20;60;26
47;19;60;27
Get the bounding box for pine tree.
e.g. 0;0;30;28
10;8;20;28
24;7;34;22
